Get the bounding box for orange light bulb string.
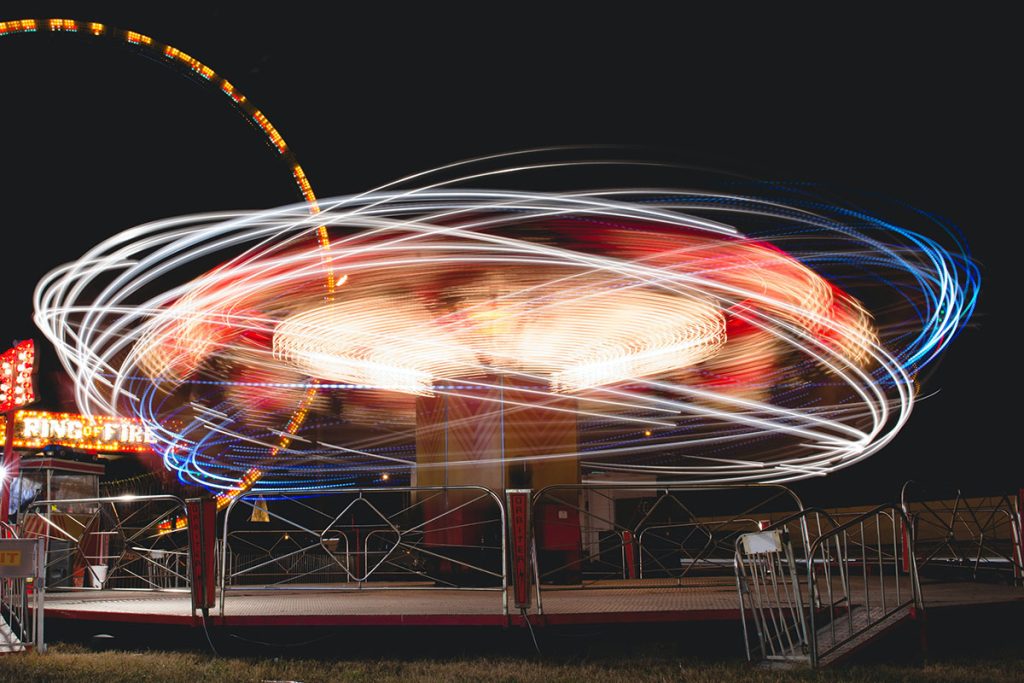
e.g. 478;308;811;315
2;19;336;524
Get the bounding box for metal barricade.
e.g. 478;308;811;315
20;495;190;592
0;534;45;653
531;483;805;597
734;508;827;664
219;486;507;616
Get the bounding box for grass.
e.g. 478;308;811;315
1;644;1023;683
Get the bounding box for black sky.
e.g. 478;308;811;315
0;7;1014;502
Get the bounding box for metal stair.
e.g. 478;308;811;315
736;504;925;668
0;618;26;653
813;603;914;667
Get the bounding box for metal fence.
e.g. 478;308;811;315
901;482;1023;584
532;483;805;581
219;486;507;615
6;480;1017;668
19;495;190;592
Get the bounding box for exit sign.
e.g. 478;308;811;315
0;539;40;578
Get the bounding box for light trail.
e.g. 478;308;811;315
33;171;979;490
6;19;979;503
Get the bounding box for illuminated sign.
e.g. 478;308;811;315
0;410;155;454
0;340;37;413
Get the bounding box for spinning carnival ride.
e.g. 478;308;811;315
8;19;980;506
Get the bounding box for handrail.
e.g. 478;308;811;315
760;506;840;535
805;503;923;667
734;506;838;657
224;531;349;583
536;482;806;512
26;495;187;508
733;512;813;663
735;504;921;666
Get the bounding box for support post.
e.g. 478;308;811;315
186;497;217;612
34;538;45;652
622;529;637;579
506;489;532;611
901;518;911;574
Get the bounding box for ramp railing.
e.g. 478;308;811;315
736;504;924;667
807;504;924;666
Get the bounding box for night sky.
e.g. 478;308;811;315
1;7;1013;503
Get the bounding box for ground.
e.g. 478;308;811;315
1;644;1023;683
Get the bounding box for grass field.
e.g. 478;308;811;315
2;644;1023;683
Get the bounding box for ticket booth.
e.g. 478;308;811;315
11;450;104;517
13;453;105;588
1;410;154;588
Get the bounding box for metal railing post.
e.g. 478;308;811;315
34;539;45;652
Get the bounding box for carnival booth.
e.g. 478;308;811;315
1;410;155;588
